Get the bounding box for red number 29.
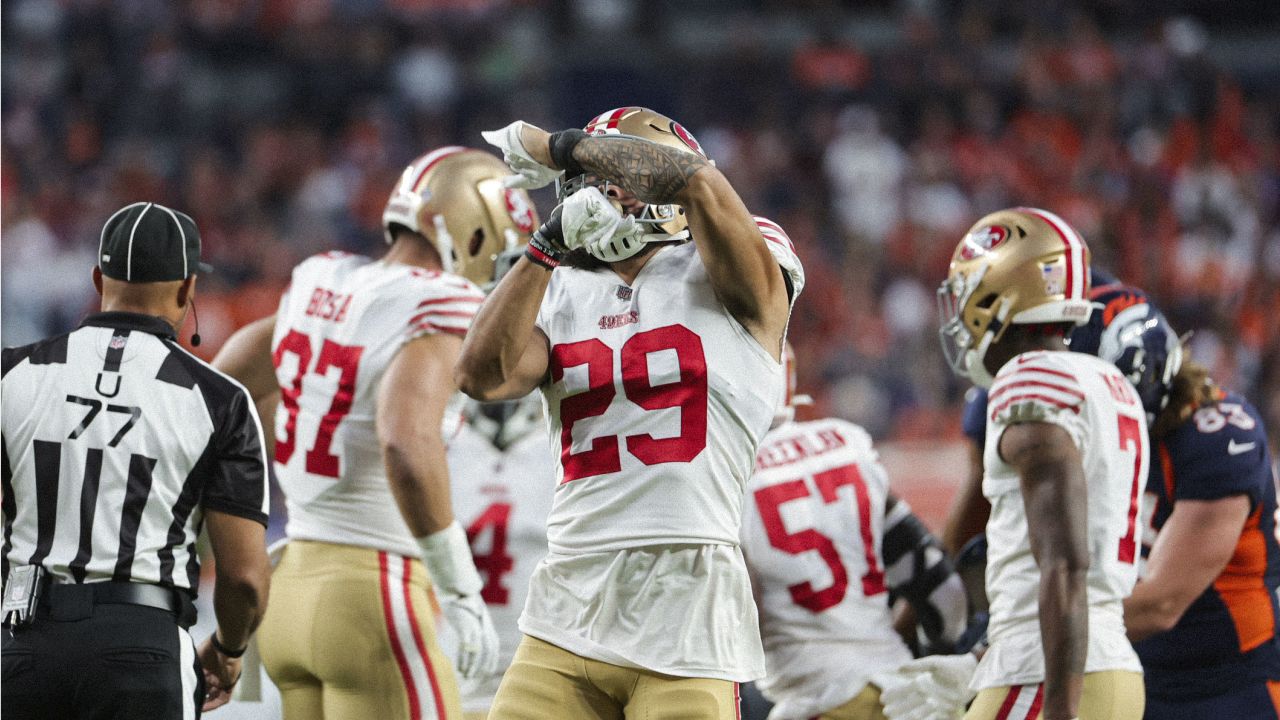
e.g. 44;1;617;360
551;325;707;482
273;329;364;478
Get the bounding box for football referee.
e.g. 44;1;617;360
2;202;271;718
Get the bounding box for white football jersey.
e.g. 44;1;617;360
974;350;1148;690
272;252;483;557
447;412;556;713
742;417;912;720
521;223;804;680
535;234;804;554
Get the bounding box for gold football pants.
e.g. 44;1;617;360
257;540;464;720
488;634;740;720
817;684;887;720
965;670;1144;720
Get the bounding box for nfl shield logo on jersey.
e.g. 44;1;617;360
616;285;633;301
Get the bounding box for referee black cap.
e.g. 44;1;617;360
98;202;214;282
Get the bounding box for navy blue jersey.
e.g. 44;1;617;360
1135;392;1280;701
961;387;987;446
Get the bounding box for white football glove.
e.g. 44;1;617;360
561;186;658;263
417;522;500;678
437;591;499;679
481;121;563;190
881;654;979;720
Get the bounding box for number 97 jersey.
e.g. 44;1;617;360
272;252;484;557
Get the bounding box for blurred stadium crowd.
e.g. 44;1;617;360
4;0;1280;451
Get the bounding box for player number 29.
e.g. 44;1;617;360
551;324;707;482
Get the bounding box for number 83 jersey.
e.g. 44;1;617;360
536;232;804;555
272;252;484;558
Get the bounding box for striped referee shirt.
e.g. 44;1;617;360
2;312;269;595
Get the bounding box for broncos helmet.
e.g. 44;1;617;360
1069;284;1183;424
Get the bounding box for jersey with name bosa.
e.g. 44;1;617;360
272;252;483;558
742;417;912;720
976;350;1148;690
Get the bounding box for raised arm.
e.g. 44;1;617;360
454;259;552;401
1124;495;1249;642
517;124;791;356
1001;421;1088;720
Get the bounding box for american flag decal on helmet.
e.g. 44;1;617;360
1021;207;1087;300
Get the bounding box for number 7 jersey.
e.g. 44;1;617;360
272;252;484;558
534;229;804;555
975;349;1148;690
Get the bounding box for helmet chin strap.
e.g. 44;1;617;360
964;298;1012;388
432;214;455;275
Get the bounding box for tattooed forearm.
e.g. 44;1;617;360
572;136;709;205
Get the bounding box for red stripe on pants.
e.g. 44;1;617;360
401;557;447;719
379;552;422;720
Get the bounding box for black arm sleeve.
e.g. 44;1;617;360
883;497;968;652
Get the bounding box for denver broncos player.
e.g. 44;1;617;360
459;108;803;719
888;209;1147;720
742;345;967;720
212;147;533;719
1070;285;1280;719
446;394;556;720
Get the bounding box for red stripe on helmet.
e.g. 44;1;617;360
1022;207;1086;299
410;146;468;193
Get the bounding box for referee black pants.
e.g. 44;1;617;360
2;604;204;719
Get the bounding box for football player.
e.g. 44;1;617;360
457;107;804;719
211;147;532;719
446;394;556;720
1070;285;1280;719
741;344;968;720
885;209;1147;720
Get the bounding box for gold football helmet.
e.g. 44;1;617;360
383;146;538;287
938;207;1093;387
772;341;814;428
558;107;709;246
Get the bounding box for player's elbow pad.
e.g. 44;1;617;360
883;499;968;652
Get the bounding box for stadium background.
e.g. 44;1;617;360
3;0;1280;716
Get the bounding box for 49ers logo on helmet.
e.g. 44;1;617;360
959;224;1009;260
670;121;705;157
504;188;536;234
